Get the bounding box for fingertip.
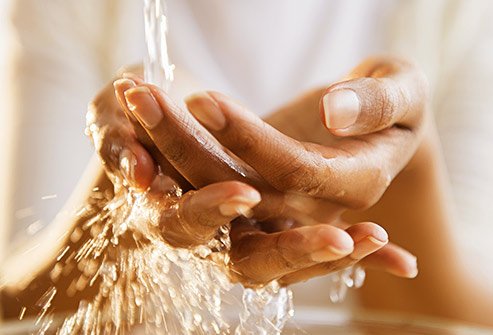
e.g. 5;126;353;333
189;181;261;219
346;222;389;244
124;86;163;129
113;79;140;122
122;72;144;84
320;88;361;132
206;91;255;120
389;246;419;278
222;181;261;203
287;225;354;262
398;253;419;279
345;222;389;260
113;78;136;91
386;256;418;279
113;79;136;106
363;244;418;279
120;143;156;190
309;227;354;262
318;226;355;252
184;91;226;131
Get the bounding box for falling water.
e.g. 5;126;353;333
143;0;295;332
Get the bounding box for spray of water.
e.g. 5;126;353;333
55;187;234;334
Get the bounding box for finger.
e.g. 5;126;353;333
229;223;354;285
184;91;326;195
185;91;417;210
102;138;155;190
122;72;145;85
278;222;388;285
118;141;155;189
87;101;155;190
160;181;261;248
114;79;192;190
123;84;292;220
114;78;153;147
121;83;286;212
124;85;254;185
320;56;428;136
361;242;418;278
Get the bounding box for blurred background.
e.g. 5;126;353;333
0;0;493;330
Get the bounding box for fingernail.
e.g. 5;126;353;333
404;255;418;278
300;227;354;262
124;86;163;129
119;148;137;183
409;258;418;278
114;79;138;121
351;235;388;260
322;89;360;129
219;202;253;217
310;245;353;262
218;194;260;218
113;78;135;90
185;92;226;131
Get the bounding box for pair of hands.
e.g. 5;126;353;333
87;56;426;286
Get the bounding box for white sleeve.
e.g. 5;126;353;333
2;0;145;255
432;2;493;266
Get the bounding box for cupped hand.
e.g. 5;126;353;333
99;56;423;286
86;74;191;191
184;57;427;215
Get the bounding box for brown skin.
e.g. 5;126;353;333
2;56;429;320
112;61;420;285
350;127;493;326
235;59;493;325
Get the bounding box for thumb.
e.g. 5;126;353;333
319;57;428;136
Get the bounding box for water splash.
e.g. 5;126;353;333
27;179;294;334
235;282;293;335
328;266;366;303
51;186;234;334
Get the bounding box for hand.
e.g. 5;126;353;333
108;56;423;285
184;57;427;214
89;78;396;287
86;74;191;191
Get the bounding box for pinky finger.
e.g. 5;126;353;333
360;242;418;278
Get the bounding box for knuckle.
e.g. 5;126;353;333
324;258;353;272
370;77;396;128
164;140;188;166
277;251;297;271
347;165;390;210
277;230;306;250
275;235;300;270
271;158;320;195
229;126;260;155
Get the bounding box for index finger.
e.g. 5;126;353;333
114;78;192;190
123;84;255;187
122;84;291;219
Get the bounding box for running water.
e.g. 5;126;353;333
54;186;234;334
25;1;364;333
